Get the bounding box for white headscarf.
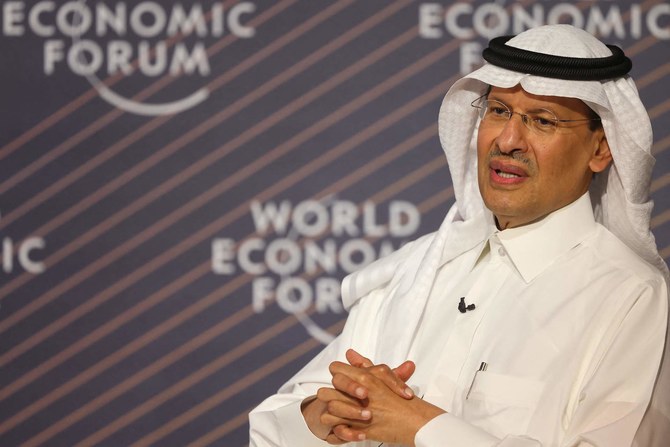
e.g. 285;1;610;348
439;25;666;277
341;24;669;445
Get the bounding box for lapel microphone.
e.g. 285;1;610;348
458;297;476;313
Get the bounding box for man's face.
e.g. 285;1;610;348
476;85;611;229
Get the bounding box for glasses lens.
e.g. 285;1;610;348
483;100;510;122
526;110;559;135
477;99;560;136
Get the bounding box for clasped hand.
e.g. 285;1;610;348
302;349;445;446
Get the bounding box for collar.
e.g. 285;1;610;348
492;193;598;283
439;208;496;269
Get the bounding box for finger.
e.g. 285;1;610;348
332;424;368;443
320;411;368;430
319;411;356;428
316;386;361;405
326;399;372;421
345;348;374;368
393;360;416;383
325;430;349;445
369;364;414;399
346;351;416;399
331;372;368;400
329;361;368;383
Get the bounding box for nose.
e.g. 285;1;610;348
494;113;529;154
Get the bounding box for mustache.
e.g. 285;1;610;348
487;147;531;165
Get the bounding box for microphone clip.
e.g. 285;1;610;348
458;297;476;313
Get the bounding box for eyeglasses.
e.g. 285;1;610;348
470;95;601;136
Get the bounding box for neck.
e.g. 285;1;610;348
494;214;544;230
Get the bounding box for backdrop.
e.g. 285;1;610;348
1;1;669;446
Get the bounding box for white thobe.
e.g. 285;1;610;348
249;194;667;446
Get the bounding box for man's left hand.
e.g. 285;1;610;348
326;359;446;445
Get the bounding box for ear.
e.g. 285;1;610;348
589;130;612;173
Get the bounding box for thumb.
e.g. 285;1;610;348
393;360;416;382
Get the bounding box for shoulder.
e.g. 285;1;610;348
572;225;668;319
582;224;666;286
554;225;668;353
341;231;437;309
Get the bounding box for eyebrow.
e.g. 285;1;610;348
486;96;560;115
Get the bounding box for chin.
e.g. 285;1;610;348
482;191;520;214
483;197;534;224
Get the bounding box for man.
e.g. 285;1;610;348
249;25;669;446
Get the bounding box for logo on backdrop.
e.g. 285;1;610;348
418;1;670;74
1;1;257;115
0;212;46;275
211;198;421;343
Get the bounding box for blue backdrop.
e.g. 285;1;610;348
1;1;669;445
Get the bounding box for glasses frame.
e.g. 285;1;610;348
470;94;601;135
